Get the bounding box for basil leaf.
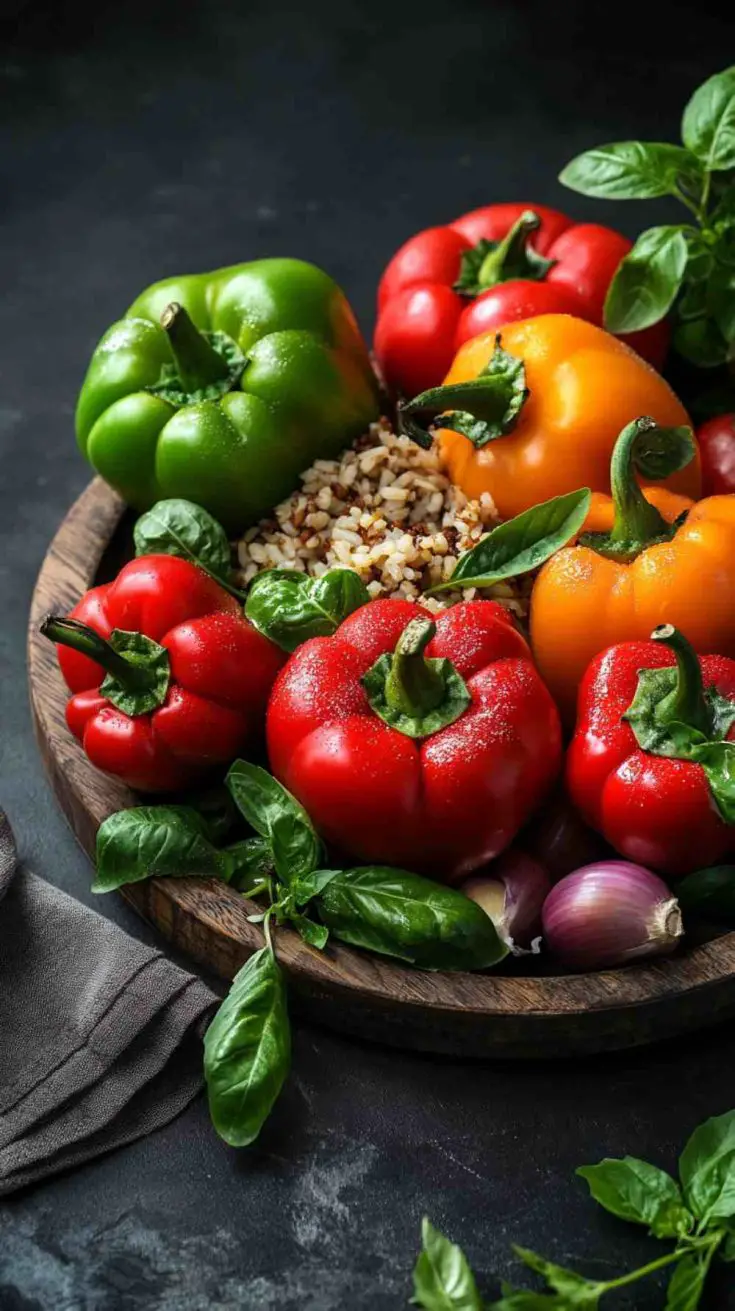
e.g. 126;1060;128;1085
226;761;321;886
576;1157;693;1239
291;867;343;907
721;1232;735;1262
679;1109;735;1222
604;226;688;333
709;265;735;342
290;914;329;950
428;488;590;594
682;66;735;172
632;424;696;481
204;947;290;1147
673;317;730;368
663;1251;711;1311
94;805;233;893
226;835;274;891
134;498;233;584
487;1294;560;1310
560;141;700;200
316;866;508;971
246;567;369;653
412;1218;483;1311
676;865;735;920
513;1248;600;1306
179;784;239;845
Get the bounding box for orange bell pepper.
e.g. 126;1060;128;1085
399;315;698;520
530;416;735;724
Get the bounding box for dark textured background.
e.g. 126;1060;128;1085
2;2;735;1306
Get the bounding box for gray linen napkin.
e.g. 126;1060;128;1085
0;810;217;1195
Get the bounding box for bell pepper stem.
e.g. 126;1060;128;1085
384;618;445;717
651;624;714;737
41;616;159;693
609;417;671;545
160;302;231;393
477;210;541;289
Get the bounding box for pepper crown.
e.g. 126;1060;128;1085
41;616;171;717
624;624;735;824
579;416;696;562
454;210;555;297
362;617;471;739
398;335;529;451
149;303;245;407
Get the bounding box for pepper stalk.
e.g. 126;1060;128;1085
41;616;171;717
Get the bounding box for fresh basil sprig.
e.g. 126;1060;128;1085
203;946;290;1148
317;866;508;971
560;65;735;370
133;498;244;599
428;487;591;595
245;567;369;653
412;1107;735;1310
226;760;323;886
93;805;251;893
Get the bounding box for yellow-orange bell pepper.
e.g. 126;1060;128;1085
530;417;735;723
399;315;699;520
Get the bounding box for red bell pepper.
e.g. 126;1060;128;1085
266;597;562;882
567;625;735;877
43;555;285;792
697;413;735;496
374;203;669;397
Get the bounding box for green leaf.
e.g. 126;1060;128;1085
487;1293;561;1310
178;784;239;845
203;946;290;1147
604;226;688;332
316;866;508;971
428;488;590;595
412;1218;483;1311
245;567;369;653
663;1251;711;1311
226;835;275;891
290;913;329;950
226;761;321;886
291;867;344;907
133;497;234;587
576;1157;693;1239
682;67;735;172
560;141;700;199
399;337;528;451
677;865;735;920
721;1231;735;1261
679;1109;735;1222
99;629;171;717
673;317;729;368
93;805;234;893
513;1249;601;1306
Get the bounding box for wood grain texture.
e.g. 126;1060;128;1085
28;478;735;1057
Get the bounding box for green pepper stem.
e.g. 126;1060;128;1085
477;210;541;288
651;624;714;737
41;616;158;692
160;302;231;393
609;417;672;546
384;618;446;718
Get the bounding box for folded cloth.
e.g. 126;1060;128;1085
0;809;217;1195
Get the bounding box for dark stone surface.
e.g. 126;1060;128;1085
1;1;735;1306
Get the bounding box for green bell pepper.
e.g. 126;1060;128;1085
75;258;379;531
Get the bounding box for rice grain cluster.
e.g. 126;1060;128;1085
235;419;531;619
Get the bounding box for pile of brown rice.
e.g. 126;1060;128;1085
234;419;531;621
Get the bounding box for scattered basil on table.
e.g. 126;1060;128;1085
245;566;369;651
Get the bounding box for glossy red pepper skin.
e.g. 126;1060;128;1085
697;413;735;496
266;597;562;882
567;641;735;877
56;555;285;792
374;204;669;396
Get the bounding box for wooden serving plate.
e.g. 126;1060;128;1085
28;479;735;1057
